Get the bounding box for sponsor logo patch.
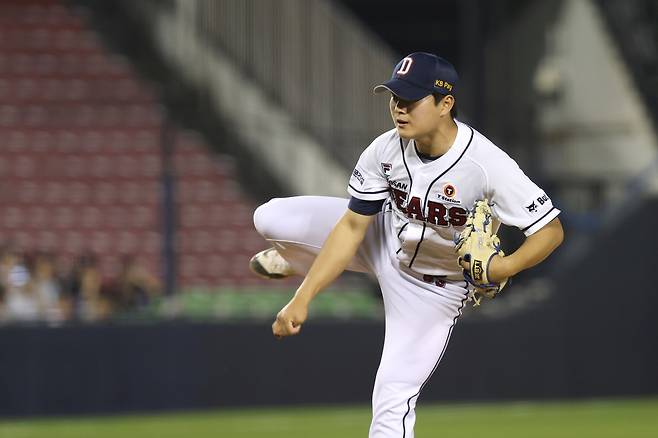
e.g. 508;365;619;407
443;184;456;198
526;194;549;213
472;260;483;281
352;168;365;185
381;163;392;174
434;79;453;92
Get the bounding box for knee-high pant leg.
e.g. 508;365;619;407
368;266;468;438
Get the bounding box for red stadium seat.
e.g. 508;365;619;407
0;0;266;287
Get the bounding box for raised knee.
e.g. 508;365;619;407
253;198;280;239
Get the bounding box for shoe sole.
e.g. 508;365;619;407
249;256;289;280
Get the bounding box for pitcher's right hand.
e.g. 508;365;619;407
272;296;308;338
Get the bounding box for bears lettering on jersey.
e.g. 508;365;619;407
427;201;449;226
389;187;468;227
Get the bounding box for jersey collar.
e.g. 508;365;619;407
408;120;470;168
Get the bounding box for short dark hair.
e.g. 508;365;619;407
433;94;458;119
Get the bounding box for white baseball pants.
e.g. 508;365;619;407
253;196;468;438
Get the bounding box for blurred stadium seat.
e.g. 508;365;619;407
0;0;280;293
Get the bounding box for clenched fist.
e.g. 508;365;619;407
272;296;309;338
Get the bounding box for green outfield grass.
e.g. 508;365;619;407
1;398;656;438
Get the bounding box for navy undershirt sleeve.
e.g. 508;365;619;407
348;197;386;216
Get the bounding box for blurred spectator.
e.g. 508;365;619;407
65;253;111;322
0;244;17;289
0;245;163;324
0;246;10;317
28;252;67;324
0;281;5;318
108;255;161;313
1;246;39;322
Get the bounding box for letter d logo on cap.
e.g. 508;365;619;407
396;57;413;75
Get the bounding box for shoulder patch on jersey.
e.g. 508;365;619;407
526;193;550;213
381;163;392;174
352;168;365;185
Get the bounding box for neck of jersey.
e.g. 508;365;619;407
414;144;441;163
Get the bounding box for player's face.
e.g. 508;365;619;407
389;94;447;139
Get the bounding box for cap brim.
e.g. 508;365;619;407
373;78;433;101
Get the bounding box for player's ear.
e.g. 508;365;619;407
440;95;455;117
433;93;454;117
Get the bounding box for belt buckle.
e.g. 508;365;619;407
422;274;446;288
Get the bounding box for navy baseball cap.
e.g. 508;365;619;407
374;52;458;101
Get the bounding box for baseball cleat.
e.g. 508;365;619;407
249;248;294;279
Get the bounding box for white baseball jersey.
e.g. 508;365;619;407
347;120;560;279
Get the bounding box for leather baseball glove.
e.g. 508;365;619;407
454;199;508;306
